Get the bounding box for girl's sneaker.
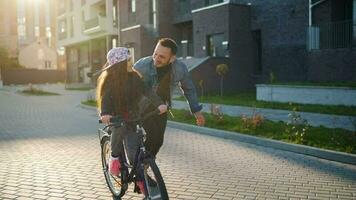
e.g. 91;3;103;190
109;157;121;176
134;181;146;195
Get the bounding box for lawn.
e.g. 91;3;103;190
82;100;356;154
20;87;59;96
65;87;93;91
169;109;356;154
174;92;356;116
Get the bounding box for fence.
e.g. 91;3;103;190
1;68;65;85
307;20;356;50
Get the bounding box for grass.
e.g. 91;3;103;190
174;92;356;116
82;99;96;107
81;100;356;154
20;87;59;96
65;87;93;91
169;109;356;154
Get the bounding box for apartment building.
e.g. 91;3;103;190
63;0;355;91
0;0;59;70
118;0;180;62
0;0;18;58
174;0;356;93
117;0;262;93
57;0;119;85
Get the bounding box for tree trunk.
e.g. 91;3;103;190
220;76;224;96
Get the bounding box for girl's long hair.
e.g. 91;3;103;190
96;60;129;115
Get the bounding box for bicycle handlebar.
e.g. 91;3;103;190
98;109;161;124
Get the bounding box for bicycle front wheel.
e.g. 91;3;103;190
142;158;169;200
101;136;126;198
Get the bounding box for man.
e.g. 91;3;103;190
134;38;205;157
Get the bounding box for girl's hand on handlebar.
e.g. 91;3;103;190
100;115;112;124
158;104;168;114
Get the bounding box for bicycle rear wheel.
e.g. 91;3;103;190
101;136;126;198
142;158;169;200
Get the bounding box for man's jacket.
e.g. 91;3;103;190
134;56;202;113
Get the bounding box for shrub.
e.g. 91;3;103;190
286;107;309;144
241;109;265;130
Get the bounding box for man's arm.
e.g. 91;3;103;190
179;64;205;126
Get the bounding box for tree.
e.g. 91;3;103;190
0;46;10;68
198;79;204;97
216;63;229;96
0;46;22;69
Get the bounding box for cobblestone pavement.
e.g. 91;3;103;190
0;84;356;200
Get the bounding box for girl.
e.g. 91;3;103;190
96;47;167;194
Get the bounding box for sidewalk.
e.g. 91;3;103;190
4;83;354;131
172;100;356;131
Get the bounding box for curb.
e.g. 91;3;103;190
167;121;356;165
79;103;356;165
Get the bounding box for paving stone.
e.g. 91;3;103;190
0;84;355;200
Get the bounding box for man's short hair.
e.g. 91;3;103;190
158;38;178;55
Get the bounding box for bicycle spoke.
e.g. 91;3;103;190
100;136;126;198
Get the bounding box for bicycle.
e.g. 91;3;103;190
98;109;169;200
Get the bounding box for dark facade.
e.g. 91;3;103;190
118;0;356;94
118;0;180;61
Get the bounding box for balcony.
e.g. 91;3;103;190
83;15;107;35
307;20;356;51
85;0;105;6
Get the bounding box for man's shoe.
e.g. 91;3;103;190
109;157;121;176
146;175;157;187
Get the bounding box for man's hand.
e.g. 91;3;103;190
194;111;205;126
100;115;112;124
158;104;168;114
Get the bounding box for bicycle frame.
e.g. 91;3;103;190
97;114;154;188
98;109;169;199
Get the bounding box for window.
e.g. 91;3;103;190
18;24;26;41
34;26;40;38
112;38;117;48
354;0;356;44
70;16;75;37
60;21;66;33
308;0;355;49
58;0;66;15
58;19;67;40
129;0;136;13
252;30;262;74
69;0;74;11
81;10;85;24
45;61;52;69
113;1;118;27
149;0;157;29
207;33;227;57
46;27;52;47
17;0;26;41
